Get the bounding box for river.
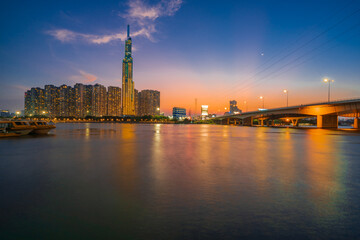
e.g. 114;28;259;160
1;123;360;239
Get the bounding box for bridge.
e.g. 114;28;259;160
216;98;360;129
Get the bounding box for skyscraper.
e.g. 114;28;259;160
122;25;135;116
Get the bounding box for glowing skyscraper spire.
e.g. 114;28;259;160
122;25;135;115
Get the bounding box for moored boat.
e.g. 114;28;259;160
0;126;21;138
0;121;34;136
28;121;56;134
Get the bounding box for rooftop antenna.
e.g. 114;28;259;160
127;25;130;38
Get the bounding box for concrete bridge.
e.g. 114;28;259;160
216;98;360;129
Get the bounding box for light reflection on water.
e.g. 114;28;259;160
1;123;360;239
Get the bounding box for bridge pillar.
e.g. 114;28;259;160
317;115;338;129
227;118;230;125
264;119;270;127
291;119;299;127
354;118;359;129
243;117;253;126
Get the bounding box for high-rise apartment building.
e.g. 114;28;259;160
74;83;86;117
45;85;60;117
138;90;160;116
84;85;93;116
59;85;75;117
122;25;135;116
24;87;45;116
24;90;31;116
134;89;139;116
107;86;121;116
92;84;107;117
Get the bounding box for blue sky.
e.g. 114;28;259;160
1;0;360;113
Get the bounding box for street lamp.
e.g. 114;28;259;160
283;89;288;107
323;78;334;102
259;96;264;109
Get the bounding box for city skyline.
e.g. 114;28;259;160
23;82;161;118
1;0;360;114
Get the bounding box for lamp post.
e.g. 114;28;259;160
259;96;264;109
283;89;288;107
323;78;334;102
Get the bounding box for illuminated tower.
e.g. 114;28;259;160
122;25;135;115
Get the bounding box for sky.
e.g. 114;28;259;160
1;0;360;115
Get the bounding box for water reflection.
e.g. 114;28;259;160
1;123;359;239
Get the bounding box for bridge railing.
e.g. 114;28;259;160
219;97;360;117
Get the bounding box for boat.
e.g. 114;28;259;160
0;126;21;138
0;121;34;136
28;121;56;134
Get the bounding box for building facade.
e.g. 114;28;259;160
122;25;135;116
138;90;160;116
173;107;186;119
24;87;45;116
45;85;60;117
229;100;241;114
92;84;107;117
201;105;208;119
107;86;121;116
134;89;139;116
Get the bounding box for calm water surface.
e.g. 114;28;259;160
1;123;360;239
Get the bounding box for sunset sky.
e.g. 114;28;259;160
1;0;360;114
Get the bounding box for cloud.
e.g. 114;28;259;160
69;70;98;83
46;0;182;44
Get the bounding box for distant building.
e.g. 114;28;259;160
0;110;12;118
74;83;86;117
229;100;241;114
138;90;160;116
134;89;139;116
59;85;75;117
107;86;121;116
45;85;60;117
173;107;186;119
201;105;208;119
84;85;93;116
24;87;45;116
92;84;107;117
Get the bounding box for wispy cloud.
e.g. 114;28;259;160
69;70;98;83
47;0;182;44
